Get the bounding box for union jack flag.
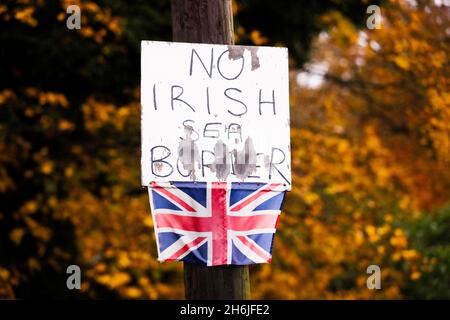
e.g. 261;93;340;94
147;182;286;266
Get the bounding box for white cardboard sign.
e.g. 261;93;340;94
141;41;291;189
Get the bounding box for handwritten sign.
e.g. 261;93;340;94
141;41;291;189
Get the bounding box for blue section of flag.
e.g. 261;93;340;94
231;242;254;265
172;182;208;207
254;191;285;211
152;190;181;210
183;242;208;265
158;232;183;252
247;233;275;253
229;183;264;207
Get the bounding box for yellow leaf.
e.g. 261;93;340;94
10;228;25;245
41;161;53;174
410;271;421;281
394;55;410;70
143;216;153;228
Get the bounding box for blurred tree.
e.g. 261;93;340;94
250;0;450;299
235;0;382;65
0;0;448;300
0;0;173;299
402;206;450;299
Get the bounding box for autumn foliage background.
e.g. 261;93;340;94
1;0;449;299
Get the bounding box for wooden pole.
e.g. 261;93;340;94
170;0;250;300
171;0;234;45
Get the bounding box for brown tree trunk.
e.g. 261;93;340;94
170;0;250;300
171;0;234;45
184;262;250;300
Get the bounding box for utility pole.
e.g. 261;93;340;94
170;0;250;300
